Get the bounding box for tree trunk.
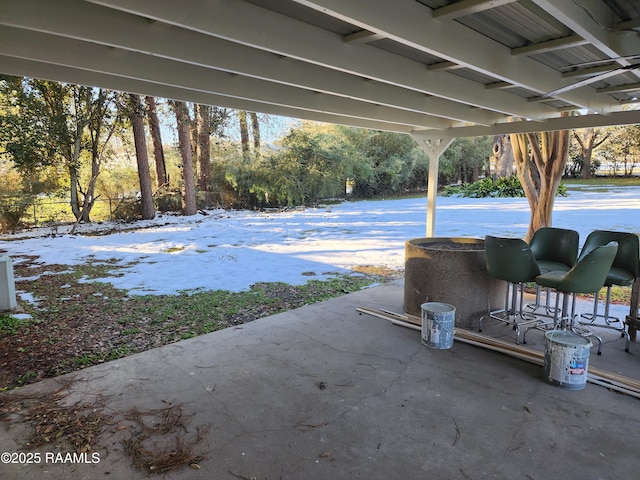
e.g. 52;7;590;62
190;107;199;162
71;171;100;234
81;89;107;223
250;112;261;160
510;117;570;241
573;128;608;179
238;110;250;161
491;134;514;178
171;100;198;216
81;154;100;223
69;166;81;220
196;104;212;206
69;100;86;220
145;96;168;187
129;94;156;220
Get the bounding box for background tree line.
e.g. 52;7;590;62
1;77;639;233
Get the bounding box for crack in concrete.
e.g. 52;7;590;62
489;383;539;475
306;343;425;432
295;328;420;365
156;356;248;438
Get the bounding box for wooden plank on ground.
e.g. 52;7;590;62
357;306;640;398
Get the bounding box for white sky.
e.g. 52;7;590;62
2;185;639;297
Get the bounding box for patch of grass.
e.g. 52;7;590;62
353;265;402;278
66;259;128;280
75;354;104;367
526;283;632;305
163;246;185;253
597;285;631;305
563;177;640;192
107;346;134;360
2;258;392;390
15;371;38;386
0;314;30;336
562;177;640;187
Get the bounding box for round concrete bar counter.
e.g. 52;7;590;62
404;237;505;328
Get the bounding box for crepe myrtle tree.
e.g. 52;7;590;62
510;114;570;241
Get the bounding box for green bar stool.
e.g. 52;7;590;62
577;230;639;352
525;242;618;355
528;227;579;315
480;235;541;344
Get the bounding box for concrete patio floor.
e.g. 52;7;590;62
1;281;639;480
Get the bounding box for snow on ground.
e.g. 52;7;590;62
1;186;639;296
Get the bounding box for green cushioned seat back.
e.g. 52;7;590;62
578;230;640;285
484;235;540;284
529;227;579;271
558;242;618;294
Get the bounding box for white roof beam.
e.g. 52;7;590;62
530;0;640;81
562;64;618;79
485;82;516;90
288;0;614;112
418;109;640;138
511;35;589;56
87;0;561;119
427;62;466;72
0;55;416;133
343;30;386;44
432;0;518;21
0;0;497;125
0;27;451;130
596;83;640;94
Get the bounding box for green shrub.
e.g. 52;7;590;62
0;195;33;233
155;190;183;213
443;175;567;198
111;198;142;221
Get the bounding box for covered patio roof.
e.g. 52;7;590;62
2;0;640;139
2;0;640;236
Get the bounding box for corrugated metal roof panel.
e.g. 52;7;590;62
531;46;614;70
457;2;569;48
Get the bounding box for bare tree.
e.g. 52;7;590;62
238;110;251;161
196;104;212;205
170;100;197;216
572;128;609;179
190;107;199;163
69;89;122;232
510;115;570;241
602;125;640;178
80;89;121;222
37;83;90;220
128;94;155;220
145;96;168;187
250;112;261;160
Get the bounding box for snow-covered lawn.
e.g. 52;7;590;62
2;186;639;296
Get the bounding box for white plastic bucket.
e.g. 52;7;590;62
543;330;592;390
421;302;456;349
